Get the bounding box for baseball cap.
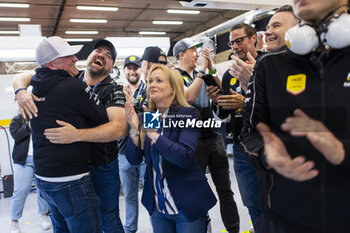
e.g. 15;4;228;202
124;55;141;68
141;46;167;64
173;38;203;58
35;36;83;65
93;39;117;62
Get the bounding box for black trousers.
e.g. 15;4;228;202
195;134;240;233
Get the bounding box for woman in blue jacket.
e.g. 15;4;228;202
125;64;216;233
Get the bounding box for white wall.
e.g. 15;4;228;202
0;75;18;175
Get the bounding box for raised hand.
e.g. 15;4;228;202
257;123;319;181
125;100;139;131
230;52;256;90
281;109;345;165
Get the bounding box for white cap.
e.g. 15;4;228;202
35;36;83;65
173;37;203;58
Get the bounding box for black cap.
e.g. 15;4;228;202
93;39;117;62
141;46;167;64
124;55;141;68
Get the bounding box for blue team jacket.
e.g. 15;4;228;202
125;105;217;221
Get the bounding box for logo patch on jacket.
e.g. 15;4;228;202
183;76;189;84
230;77;237;86
344;72;350;87
286;74;306;95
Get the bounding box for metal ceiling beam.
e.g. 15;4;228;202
52;0;67;36
173;10;245;41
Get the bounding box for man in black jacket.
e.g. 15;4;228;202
241;0;350;232
29;36;108;232
13;39;127;233
208;23;263;230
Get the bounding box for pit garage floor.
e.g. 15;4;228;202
0;156;252;233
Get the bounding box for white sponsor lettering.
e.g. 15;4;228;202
163;118;221;129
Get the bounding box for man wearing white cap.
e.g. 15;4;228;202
29;36;108;232
13;38;127;233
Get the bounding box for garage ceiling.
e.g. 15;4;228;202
0;0;248;41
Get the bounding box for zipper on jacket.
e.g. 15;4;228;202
267;173;273;209
319;65;326;233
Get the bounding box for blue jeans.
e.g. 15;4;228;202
36;175;102;233
90;158;124;233
119;154;146;233
11;156;49;220
150;210;207;233
233;143;261;226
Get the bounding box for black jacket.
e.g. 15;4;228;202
218;51;265;144
9;114;31;165
241;46;350;232
30;68;108;177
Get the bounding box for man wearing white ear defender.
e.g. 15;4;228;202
241;0;350;232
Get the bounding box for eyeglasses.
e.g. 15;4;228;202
227;35;252;47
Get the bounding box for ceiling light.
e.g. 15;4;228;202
64;38;93;42
65;31;99;35
0;17;30;22
0;3;29;8
139;31;166;35
70;19;107;23
152;21;183;25
0;49;36;61
105;37;170;59
0;31;20;34
167;9;200;14
77;6;118;11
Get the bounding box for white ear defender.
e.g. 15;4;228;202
285;4;350;55
322;13;350;49
285;24;319;55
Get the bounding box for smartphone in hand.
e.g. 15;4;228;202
201;74;223;94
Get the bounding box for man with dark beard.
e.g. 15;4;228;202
118;55;147;233
13;39;127;233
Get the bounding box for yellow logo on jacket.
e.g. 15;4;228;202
286;74;306;95
230;77;237;86
183;76;189;83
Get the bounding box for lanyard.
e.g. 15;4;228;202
133;81;145;103
80;72;102;91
